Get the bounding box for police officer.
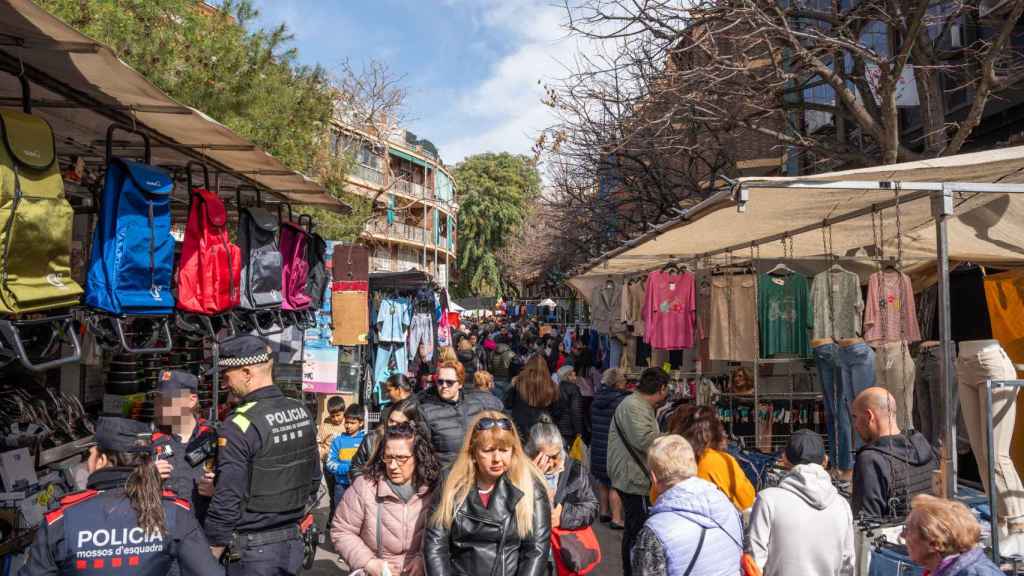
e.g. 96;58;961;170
152;370;216;522
19;417;221;575
203;335;320;575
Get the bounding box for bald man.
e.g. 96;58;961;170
851;387;936;520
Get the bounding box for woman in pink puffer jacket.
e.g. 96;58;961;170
331;422;440;576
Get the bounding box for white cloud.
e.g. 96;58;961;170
439;0;582;163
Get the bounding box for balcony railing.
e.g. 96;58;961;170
391;178;431;200
352;163;384;186
367;220;455;251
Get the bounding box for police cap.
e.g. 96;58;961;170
208;334;271;374
94;417;152;454
157;369;198;395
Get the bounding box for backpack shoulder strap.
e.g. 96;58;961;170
681;526;707;576
614;409;649;477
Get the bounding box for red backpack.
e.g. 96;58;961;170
176;169;240;315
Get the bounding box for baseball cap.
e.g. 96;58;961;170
785;429;826;466
207;334;271;374
157;369;198;395
93;417;152;454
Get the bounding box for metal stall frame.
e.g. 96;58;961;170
731;180;1024;563
581;178;1024;559
568;147;1024;559
985;378;1024;561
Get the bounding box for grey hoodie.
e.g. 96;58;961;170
745;463;855;576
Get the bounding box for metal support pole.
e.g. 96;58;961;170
211;341;220;422
987;380;999;561
934;185;957;498
978;378;1024;561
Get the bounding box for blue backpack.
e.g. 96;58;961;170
85;126;175;316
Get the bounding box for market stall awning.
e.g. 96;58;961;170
571;146;1024;299
0;0;347;211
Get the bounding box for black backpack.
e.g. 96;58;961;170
236;187;283;311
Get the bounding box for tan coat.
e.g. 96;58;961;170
330;475;431;576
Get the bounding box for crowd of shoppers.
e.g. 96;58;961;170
87;317;997;576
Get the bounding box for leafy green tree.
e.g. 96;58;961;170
452;153;541;297
38;0;363;239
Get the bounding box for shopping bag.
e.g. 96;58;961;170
551;525;601;575
569;435;588;466
741;552;762;576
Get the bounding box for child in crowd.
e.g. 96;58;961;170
317;396;346;522
326;404;366;508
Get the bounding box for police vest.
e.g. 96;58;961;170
50;488;185;574
234;395;318;513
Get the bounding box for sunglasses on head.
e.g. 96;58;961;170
475;417;513;432
385;421;416;437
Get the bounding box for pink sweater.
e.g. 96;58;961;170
331;475;432;575
863;271;921;343
642;270;697;350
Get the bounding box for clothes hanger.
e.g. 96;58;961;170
767;261;794;275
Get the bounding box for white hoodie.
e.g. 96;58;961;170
745;463;855;576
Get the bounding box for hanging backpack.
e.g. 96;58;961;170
0;79;82;371
85;125;175;316
0;83;82;315
299;214;328;310
237;187;282;311
176;163;240;315
279;204;311;312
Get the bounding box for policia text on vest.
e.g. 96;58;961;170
203;386;320;576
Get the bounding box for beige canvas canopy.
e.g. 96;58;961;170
0;0;347;210
570;145;1024;299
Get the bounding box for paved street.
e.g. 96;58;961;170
305;485;624;575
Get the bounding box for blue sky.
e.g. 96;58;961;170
248;0;578;166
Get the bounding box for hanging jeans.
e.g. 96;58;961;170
837;342;877;469
956;343;1024;527
599;334;623;370
874;341;915;430
373;341;407;387
913;346;946;447
814;343;844;469
407;312;434;361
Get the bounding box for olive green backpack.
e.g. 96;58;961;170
0;107;82;314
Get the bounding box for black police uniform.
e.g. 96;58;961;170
152;421;215;521
18;467;222;576
203;386;320;576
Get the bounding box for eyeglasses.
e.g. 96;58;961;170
381;454;412;465
437;379;460;388
475;417;513;431
385;422;416;437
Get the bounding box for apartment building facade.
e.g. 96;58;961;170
333;124;458;286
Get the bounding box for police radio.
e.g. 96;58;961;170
184;426;218;468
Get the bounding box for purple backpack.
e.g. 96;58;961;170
278;204;311;312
